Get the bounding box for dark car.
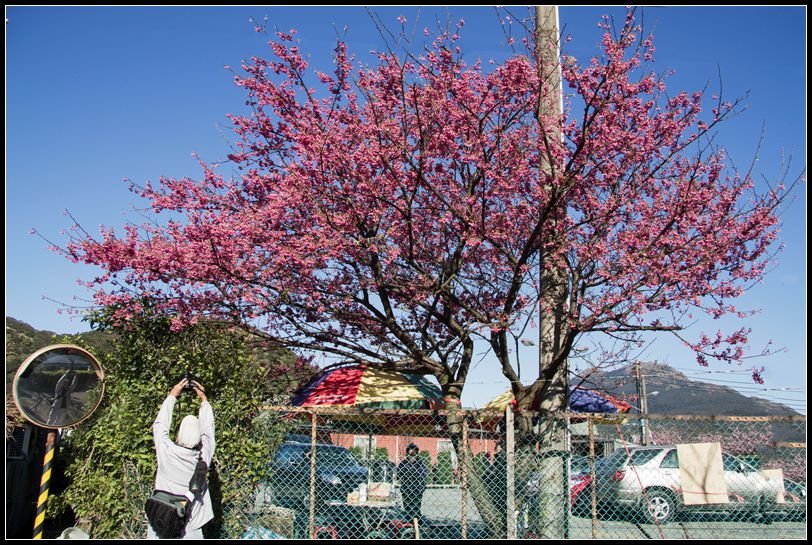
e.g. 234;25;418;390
258;442;369;509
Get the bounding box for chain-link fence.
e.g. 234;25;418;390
215;406;805;539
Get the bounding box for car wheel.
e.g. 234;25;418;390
643;490;676;524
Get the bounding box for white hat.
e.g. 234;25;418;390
177;415;201;448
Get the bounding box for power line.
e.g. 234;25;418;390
640;384;805;404
669;366;752;375
641;373;805;391
588;382;805;402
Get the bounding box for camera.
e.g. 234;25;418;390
182;369;195;392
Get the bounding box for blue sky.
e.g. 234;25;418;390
5;6;806;412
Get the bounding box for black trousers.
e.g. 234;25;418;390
402;488;423;521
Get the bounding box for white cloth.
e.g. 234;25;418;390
151;395;215;536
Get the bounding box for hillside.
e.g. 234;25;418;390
571;361;802;417
7;317;804;420
6;315;322;430
5;317;117;388
572;362;804;443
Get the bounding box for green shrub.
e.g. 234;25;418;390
349;446;364;461
374;447;389;461
49;309;311;538
434;451;455;485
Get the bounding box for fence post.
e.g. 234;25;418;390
564;413;570;539
461;413;468;540
588;416;597;539
33;430;58;539
506;404;516;539
309;411;317;539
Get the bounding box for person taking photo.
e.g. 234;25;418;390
147;377;215;539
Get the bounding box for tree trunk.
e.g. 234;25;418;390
444;406;507;539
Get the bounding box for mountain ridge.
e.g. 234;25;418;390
6;316;804;418
572;361;802;417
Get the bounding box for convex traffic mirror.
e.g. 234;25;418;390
13;344;105;429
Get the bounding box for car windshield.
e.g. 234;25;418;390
316;447;359;466
571;456;590;474
276;445;359;466
722;453;758;472
629;448;663;466
596;449;628;471
595;448;662;471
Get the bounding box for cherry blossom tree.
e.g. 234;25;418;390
47;7;800;535
54;8;795;411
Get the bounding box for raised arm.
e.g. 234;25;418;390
153;379;186;452
192;381;215;464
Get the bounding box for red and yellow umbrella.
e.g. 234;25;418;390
291;363;445;410
289;363;446;436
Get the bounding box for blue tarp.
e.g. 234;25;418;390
569;387;631;414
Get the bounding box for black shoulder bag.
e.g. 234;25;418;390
145;451;208;539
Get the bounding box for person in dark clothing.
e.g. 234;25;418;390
484;442;507;520
397;443;428;522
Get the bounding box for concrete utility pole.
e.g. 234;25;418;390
535;4;566;406
534;5;569;540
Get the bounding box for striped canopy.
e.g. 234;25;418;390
291;363;445;410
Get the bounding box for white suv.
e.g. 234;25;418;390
593;446;796;524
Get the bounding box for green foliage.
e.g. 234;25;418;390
417;451;434;483
349;446;363;461
5;317;62;387
49;308;312;538
374;447;389;461
348;445;389;462
434;451;456;485
5;316;116;380
473;452;492;478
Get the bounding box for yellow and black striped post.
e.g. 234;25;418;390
33;430;58;539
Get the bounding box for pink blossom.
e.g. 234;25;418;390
55;8;792;405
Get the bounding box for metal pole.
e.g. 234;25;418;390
634;362;649;444
367;431;374;485
588;417;597;538
461;415;469;540
506;405;516;539
33;430;58;539
640;364;650;445
309;412;317;539
563;413;570;539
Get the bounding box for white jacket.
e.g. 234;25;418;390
152;395;215;533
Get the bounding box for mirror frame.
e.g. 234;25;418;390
13;344;105;430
